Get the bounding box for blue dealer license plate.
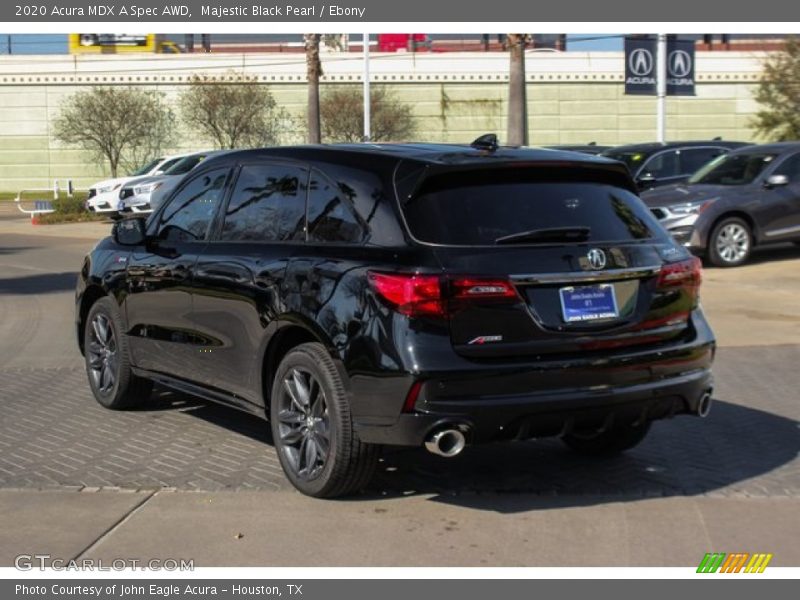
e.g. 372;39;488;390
559;284;619;323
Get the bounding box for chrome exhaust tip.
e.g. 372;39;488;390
697;390;713;418
424;428;467;458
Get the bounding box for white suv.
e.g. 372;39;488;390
85;153;190;215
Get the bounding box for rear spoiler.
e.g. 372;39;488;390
394;159;639;206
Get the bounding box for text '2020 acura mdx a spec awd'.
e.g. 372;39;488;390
76;139;715;497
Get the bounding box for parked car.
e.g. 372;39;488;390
545;142;611;155
86;153;189;215
117;150;223;215
117;150;224;215
601;140;749;191
76;141;715;497
641;142;800;267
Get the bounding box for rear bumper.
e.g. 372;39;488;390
353;311;716;447
354;366;713;446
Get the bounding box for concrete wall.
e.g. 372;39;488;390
0;50;768;190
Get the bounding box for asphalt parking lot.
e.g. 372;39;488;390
0;213;799;566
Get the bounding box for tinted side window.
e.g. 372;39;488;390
641;150;680;179
221;164;308;242
681;148;725;175
157;168;229;242
307;170;366;243
774;153;800;181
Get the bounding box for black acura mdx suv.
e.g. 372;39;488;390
76;142;716;497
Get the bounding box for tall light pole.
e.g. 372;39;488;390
656;33;667;143
363;33;371;142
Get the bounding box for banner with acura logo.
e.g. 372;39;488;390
624;37;695;96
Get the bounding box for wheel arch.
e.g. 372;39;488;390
77;284;108;354
259;319;343;418
708;211;759;245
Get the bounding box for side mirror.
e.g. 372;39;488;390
637;173;656;186
113;217;148;246
765;174;789;188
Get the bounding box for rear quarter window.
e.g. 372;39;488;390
402;169;663;246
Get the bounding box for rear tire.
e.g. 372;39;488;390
708;217;752;267
562;421;651;456
270;342;379;498
84;297;153;409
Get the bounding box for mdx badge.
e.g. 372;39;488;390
586;248;607;270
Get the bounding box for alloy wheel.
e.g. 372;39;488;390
715;223;750;263
276;368;331;481
87;313;118;394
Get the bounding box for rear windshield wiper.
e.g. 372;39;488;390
494;226;591;245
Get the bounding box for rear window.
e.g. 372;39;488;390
402;171;661;246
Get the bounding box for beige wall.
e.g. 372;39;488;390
0;50;767;190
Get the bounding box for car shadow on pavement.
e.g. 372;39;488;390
0;271;78;295
0;245;39;255
721;243;799;267
170;389;798;510
369;398;800;511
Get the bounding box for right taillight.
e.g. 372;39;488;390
657;257;702;305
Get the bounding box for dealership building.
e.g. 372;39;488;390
0;37;778;190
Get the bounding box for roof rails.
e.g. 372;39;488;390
471;133;499;152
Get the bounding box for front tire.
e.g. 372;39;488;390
270;342;379;498
562;421;651;456
84;297;152;409
708;217;752;267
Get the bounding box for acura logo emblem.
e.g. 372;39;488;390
668;49;692;78
628;48;654;77
587;248;607;270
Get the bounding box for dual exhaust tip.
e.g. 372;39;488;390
425;427;467;458
697;389;714;418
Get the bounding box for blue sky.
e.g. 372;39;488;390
0;33;624;54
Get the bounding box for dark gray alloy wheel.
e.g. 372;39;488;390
84;297;152;409
276;367;331;481
562;421;651;456
270;342;379;498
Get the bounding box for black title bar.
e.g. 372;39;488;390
3;0;800;22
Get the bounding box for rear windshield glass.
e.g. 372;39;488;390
402;171;661;246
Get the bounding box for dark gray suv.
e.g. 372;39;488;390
641;142;800;266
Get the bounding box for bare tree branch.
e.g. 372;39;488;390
53;87;175;177
320;86;416;143
180;71;293;149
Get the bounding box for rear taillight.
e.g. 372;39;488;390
368;272;518;318
657;257;702;304
367;272;445;317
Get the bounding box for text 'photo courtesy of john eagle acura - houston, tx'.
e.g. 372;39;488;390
76;138;714;497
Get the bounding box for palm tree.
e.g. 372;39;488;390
506;34;528;146
305;33;322;144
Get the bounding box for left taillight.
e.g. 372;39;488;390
368;272;519;319
367;272;445;318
